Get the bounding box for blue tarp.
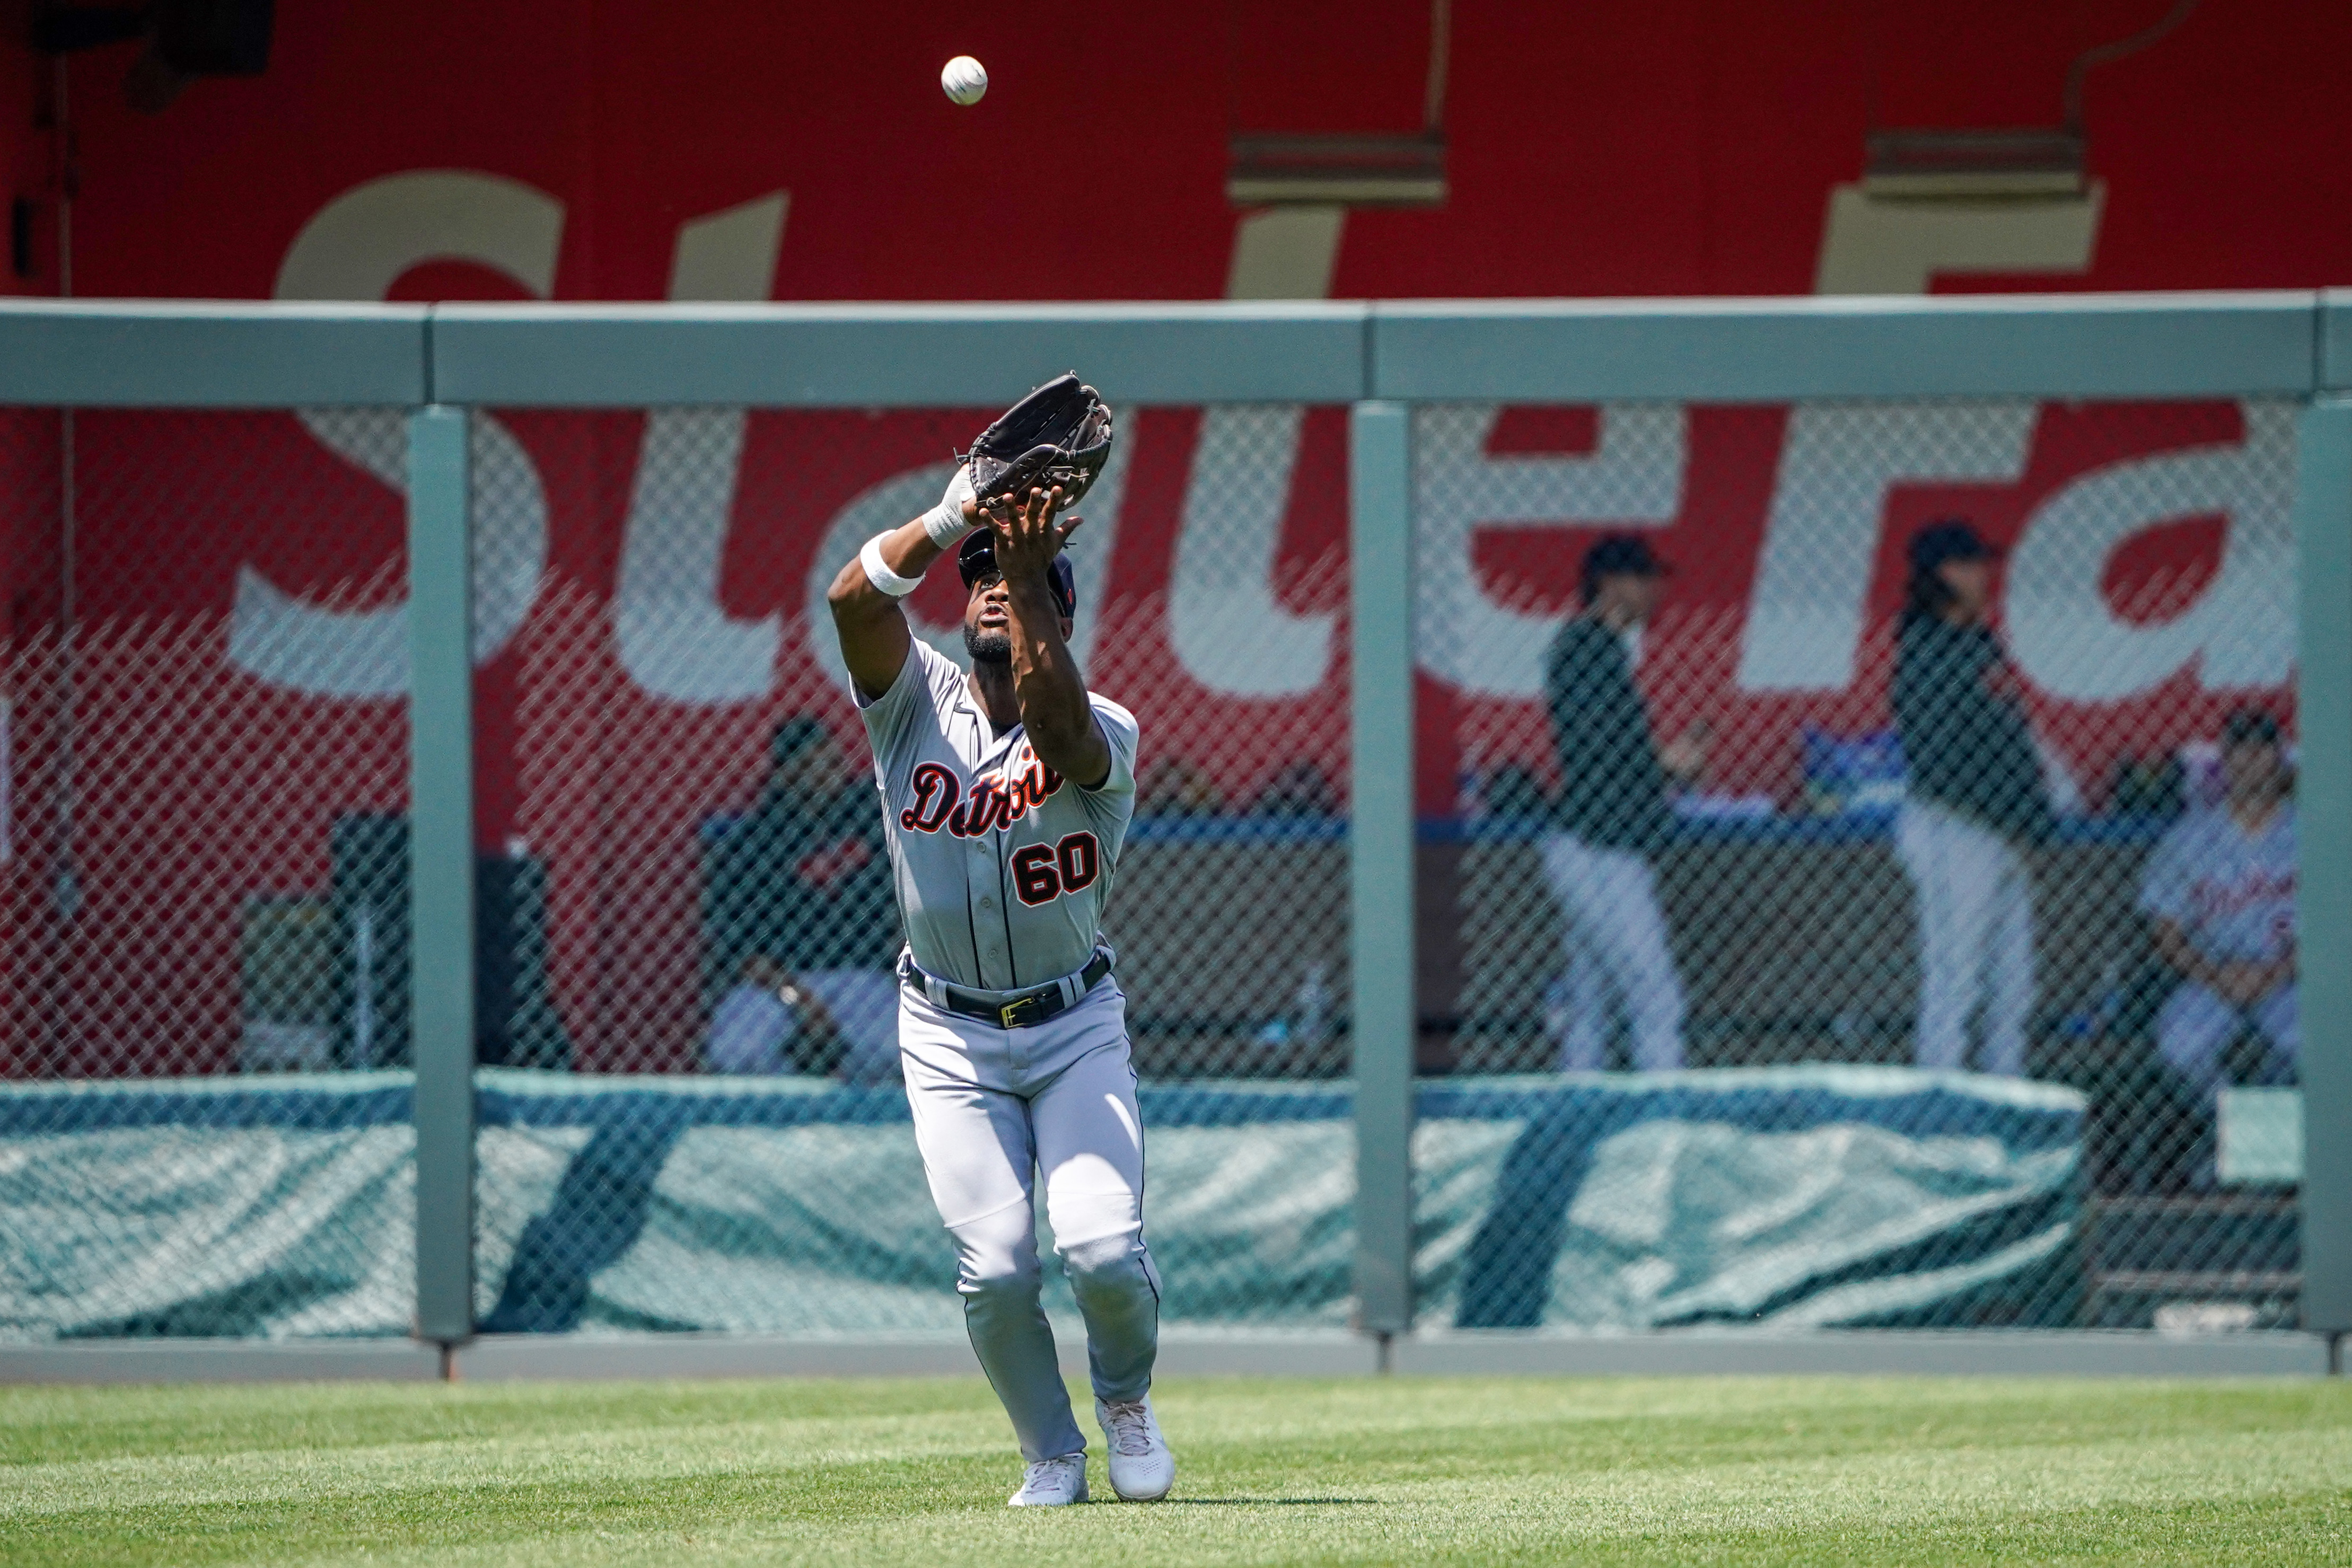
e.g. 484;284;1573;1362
0;1066;2081;1339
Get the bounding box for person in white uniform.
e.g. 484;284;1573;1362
1890;521;2054;1077
2138;708;2297;1105
824;386;1174;1509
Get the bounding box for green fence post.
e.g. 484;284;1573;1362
408;404;476;1352
2297;394;2352;1361
1349;400;1415;1343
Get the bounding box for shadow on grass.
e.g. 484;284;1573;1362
1146;1499;1378;1507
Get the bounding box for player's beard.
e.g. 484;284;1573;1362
963;624;1012;665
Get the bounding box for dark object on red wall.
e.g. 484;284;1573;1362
31;6;148;54
10;198;32;279
153;0;273;75
1861;0;2198;199
1227;132;1446;208
34;1;271;69
1226;0;1451;207
35;1;272;114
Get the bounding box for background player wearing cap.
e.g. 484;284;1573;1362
824;433;1174;1508
1891;520;2054;1077
1539;535;1705;1073
2138;708;2298;1111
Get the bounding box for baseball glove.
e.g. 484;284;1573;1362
964;373;1114;507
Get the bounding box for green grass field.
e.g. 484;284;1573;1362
4;1375;2347;1566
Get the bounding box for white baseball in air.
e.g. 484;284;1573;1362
941;55;988;107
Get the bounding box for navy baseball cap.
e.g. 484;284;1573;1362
1581;534;1670;581
957;530;1077;619
1579;534;1669;604
1908;519;2000;574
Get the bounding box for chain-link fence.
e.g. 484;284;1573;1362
1425;398;2303;1331
464;404;1354;1333
0;396;1362;1340
0;303;2339;1352
0;407;416;1339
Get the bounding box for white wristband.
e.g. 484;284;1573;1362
860;534;923;598
922;464;977;548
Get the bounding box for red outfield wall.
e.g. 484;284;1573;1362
1;2;2347;1070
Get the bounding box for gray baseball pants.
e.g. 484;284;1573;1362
898;975;1160;1462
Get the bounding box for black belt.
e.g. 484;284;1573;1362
901;949;1113;1029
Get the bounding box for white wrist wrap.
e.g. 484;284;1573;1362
920;504;963;549
922;463;977;548
860;534;923;598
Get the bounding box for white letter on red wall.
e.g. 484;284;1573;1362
1165;208;1347;698
234;171;560;697
2005;401;2295;702
1412;403;1687;700
1169;406;1333;697
612;193;789;702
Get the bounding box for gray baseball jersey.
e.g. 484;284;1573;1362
858;639;1140;992
2137;803;2297;962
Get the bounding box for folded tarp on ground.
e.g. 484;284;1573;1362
0;1066;2081;1339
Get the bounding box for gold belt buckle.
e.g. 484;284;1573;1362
999;1001;1022;1028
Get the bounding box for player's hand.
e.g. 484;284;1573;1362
1660;720;1710;783
985;484;1085;587
791;982;838;1029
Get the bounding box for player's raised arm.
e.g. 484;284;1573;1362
988;483;1112;789
826;467;978;700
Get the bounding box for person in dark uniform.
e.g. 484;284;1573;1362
705;717;903;1077
1890;520;2053;1077
1540;535;1706;1072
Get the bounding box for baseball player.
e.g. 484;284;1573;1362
2138;708;2297;1107
1539;535;1703;1073
1890;520;2054;1077
823;377;1173;1508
